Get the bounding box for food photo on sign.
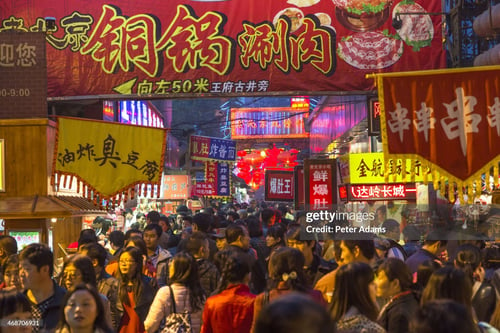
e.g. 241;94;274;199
1;0;446;96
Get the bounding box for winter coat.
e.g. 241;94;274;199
201;284;255;333
145;283;205;333
377;291;419;333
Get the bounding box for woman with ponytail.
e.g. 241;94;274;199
201;252;255;333
251;247;326;332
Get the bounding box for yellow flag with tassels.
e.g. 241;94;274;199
52;117;167;200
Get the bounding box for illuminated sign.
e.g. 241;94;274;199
205;161;231;197
162;175;190;200
291;97;310;109
103;100;115;122
338;184;348;201
368;97;380;136
0;139;4;192
347;183;417;201
348;153;432;184
190;135;236;162
304;159;338;211
231;108;308;139
265;170;294;202
118;101;164;128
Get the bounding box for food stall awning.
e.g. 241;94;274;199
0;195;106;219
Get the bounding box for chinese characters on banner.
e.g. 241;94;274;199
192;182;216;197
0;0;445;96
338;152;432;184
204;161;231;197
190;135;236;162
53;117;166;199
376;67;500;194
347;183;417;201
163;175;190;199
265;170;294;202
231;108;308;139
304;159;338;211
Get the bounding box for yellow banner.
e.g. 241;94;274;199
348;153;432;184
53;117;166;198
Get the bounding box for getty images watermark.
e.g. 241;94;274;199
300;210;386;240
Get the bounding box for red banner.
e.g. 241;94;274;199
304;159;338;210
1;0;445;96
376;66;500;193
265;170;294;201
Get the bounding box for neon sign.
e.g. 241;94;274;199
231;107;308;139
347;183;417;201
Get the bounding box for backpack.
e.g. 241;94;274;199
162;286;193;333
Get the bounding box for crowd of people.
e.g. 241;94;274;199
1;201;500;333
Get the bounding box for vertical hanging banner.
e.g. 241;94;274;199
265;170;294;201
190;135;236;162
374;66;500;193
203;161;231;197
304;159;338;211
53;117;167;199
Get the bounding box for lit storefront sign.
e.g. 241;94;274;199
190;135;236;162
368;97;380;136
118;101;164;128
162;175;190;200
265;170;294;202
231;108;308;139
291;97;310;109
342;183;417;201
338;152;432;184
304;159;338;211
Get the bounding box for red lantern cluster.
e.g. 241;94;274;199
235;144;299;189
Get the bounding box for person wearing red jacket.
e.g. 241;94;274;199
201;251;256;333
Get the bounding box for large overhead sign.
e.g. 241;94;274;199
53;117;166;199
1;0;445;97
231;108;308;139
375;66;500;198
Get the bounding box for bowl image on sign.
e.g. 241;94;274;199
273;7;305;33
332;0;393;31
392;1;434;51
337;31;404;69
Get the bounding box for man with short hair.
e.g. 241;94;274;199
405;229;448;273
143;223;172;287
19;243;65;333
192;213;218;261
219;224;267;294
185;231;220;295
108;230;125;256
156;214;171;250
286;225;337;288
